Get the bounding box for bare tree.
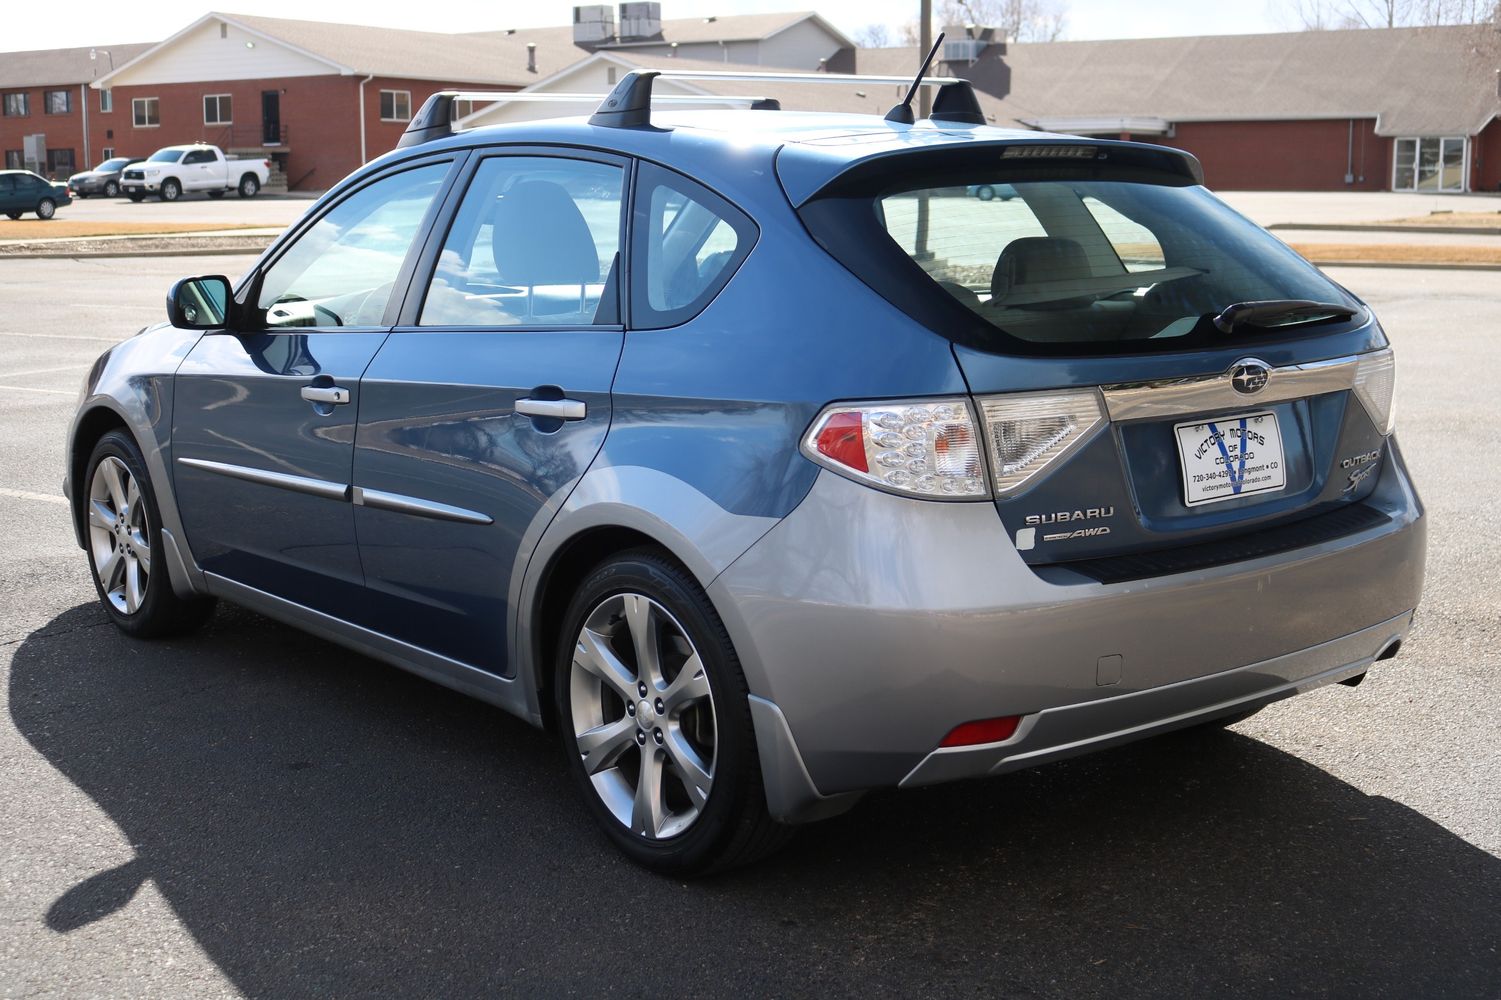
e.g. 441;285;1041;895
1277;0;1500;28
854;23;893;47
897;19;924;45
936;0;1068;42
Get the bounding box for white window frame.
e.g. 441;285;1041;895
132;97;160;128
102;146;115;161
379;89;411;122
203;93;233;126
100;89;113;113
1391;135;1468;194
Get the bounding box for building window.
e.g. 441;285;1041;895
203;94;233;125
1393;136;1466;193
4;150;22;169
453;99;475;120
379;90;411;122
133;97;160;127
45;89;71;115
3;93;29;117
102;146;115;161
47;149;75;176
100;89;113;113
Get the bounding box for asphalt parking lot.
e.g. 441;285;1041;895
1;257;1498;998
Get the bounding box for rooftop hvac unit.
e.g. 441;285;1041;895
618;1;662;41
573;5;615;45
943;37;987;62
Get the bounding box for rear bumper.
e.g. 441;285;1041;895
713;439;1424;808
900;609;1409;787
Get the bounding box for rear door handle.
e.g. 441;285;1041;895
515;397;586;421
301;385;350;405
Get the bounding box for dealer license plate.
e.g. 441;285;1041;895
1173;411;1286;507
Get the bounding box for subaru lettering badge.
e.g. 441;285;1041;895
1229;359;1271;396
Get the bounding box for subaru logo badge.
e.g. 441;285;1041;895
1229;360;1271;396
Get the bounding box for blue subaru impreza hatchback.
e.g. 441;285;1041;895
65;69;1424;873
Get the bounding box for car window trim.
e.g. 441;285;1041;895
235;151;469;334
394;145;633;332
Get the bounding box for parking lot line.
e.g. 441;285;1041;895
0;384;73;396
0;487;67;506
0;331;122;344
0;364;87;379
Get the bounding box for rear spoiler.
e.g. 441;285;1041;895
778;137;1206;208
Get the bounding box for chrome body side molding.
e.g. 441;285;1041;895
176;456;350;502
1101;355;1360;422
352;486;493;525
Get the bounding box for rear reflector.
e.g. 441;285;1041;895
939;715;1022;748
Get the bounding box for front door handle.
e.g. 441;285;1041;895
301;385;350;405
515;397;586;421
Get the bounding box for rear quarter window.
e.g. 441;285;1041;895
629;163;756;329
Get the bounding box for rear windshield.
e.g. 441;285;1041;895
804;171;1362;356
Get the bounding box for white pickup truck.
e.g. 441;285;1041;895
119;144;272;202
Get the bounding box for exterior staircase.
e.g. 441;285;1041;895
227;148;288;193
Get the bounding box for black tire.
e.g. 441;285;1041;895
206;190;225;199
5;211;20;220
159;179;181;202
127;192;144;203
81;430;216;639
75;191;88;199
104;180;120;198
36;198;55;220
554;549;791;876
237;174;260;198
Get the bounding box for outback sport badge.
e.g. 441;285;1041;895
1230;359;1272;396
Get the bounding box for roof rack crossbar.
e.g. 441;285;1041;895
586;68;975;130
399;87;773;146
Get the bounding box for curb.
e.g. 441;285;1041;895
1;245;269;260
1304;258;1501;271
1272;222;1501;236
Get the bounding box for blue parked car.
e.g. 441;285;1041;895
66;71;1423;874
1;169;71;219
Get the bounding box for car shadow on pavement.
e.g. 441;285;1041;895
11;602;1500;998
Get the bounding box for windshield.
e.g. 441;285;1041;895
96;158;130;171
148;150;184;163
810;174;1362;356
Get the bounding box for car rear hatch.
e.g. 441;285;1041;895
787;133;1398;580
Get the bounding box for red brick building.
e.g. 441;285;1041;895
0;43;153;178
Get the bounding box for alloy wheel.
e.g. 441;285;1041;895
87;456;151;614
569;592;717;840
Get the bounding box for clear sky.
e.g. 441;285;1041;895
9;0;1287;52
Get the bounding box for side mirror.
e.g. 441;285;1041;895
167;275;234;330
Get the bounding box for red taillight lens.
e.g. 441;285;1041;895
939;715;1022;748
814;410;867;472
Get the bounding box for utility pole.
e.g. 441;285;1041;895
918;0;933;119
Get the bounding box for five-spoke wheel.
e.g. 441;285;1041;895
87;455;151;615
570;592;717;840
556;551;789;874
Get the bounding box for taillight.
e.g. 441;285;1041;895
1353;348;1396;435
802;399;989;500
976;389;1106;495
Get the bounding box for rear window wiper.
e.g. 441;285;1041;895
1212;299;1359;333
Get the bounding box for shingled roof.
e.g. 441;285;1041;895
0;42;155;89
873;24;1501;137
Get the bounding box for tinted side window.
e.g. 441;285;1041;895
630;163;756;329
419;156;624;328
256;163;448;328
183;149;215;165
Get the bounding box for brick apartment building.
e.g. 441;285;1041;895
4;9;1497;193
0;7;852;191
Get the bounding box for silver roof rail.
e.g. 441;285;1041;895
397;90;776;147
588;68;985;129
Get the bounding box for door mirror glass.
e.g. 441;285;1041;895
168;275;232;329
